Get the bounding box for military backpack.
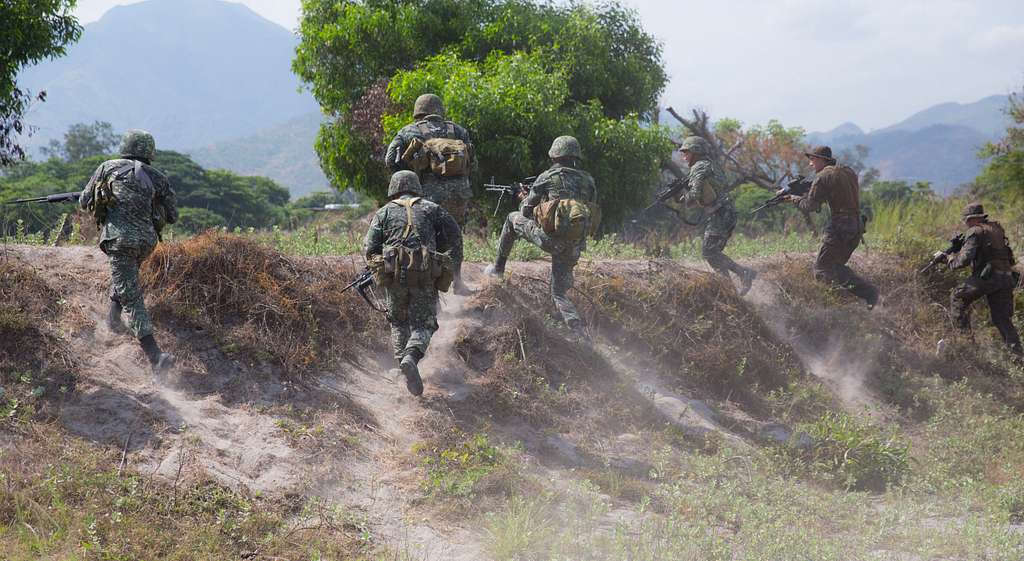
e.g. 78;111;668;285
369;197;454;292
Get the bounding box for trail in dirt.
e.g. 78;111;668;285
744;276;891;419
317;269;486;561
9;245;305;492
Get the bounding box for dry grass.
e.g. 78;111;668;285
575;261;812;418
140;231;387;375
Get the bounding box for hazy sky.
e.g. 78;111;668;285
74;0;1024;132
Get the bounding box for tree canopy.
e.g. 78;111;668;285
40;120;119;162
0;0;81;165
294;0;671;229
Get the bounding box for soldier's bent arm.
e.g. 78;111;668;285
363;213;385;259
797;173;827;213
521;174;551;219
949;231;980;270
385;136;405;172
435;207;463;266
79;162;108;210
152;170;178;224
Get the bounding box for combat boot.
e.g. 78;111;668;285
400;349;424;396
738;268;757;296
107;298;126;334
567;319;590;343
140;335;176;375
452;273;472;295
485;257;507;278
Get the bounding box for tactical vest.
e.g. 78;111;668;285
973;221;1016;272
530;167;598;242
371;198;454;292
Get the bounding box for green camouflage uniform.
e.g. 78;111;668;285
495;163;597;328
385;115;475;227
678;158;749;278
364;195;463;362
948;218;1022;355
81;158;177;340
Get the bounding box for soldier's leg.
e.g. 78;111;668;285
986;283;1023;355
108;251;154;340
550;256;584;333
109;250;174;371
702;205;756;293
950;277;986;334
107;283;126;334
399;287;438;396
384;285;412;363
814;234;877;305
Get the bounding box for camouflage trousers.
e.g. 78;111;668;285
496;211;582;327
701;200;747;278
950;272;1022;354
104;244;155;340
384;283;439;362
423;175;470;275
813;225;877;304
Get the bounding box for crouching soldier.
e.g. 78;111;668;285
80;129;178;373
364;171;463;396
935;203;1023;358
486;135;598;338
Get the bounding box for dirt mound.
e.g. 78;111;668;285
141;231;386;374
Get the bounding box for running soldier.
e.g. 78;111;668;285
784;145;879;307
935;203;1023;357
677;136;756;294
80;129;178;372
364;171;463;396
486;136;597;338
385;94;474;293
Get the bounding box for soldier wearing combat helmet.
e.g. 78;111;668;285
486;135;597;338
364;171;463;395
80;129;178;373
385;94;475;294
933;203;1022;357
677;136;757;295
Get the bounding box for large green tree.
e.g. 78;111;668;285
974;87;1024;204
294;0;671;229
40;120;119;162
1;0;81;165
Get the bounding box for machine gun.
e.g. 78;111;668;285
919;233;966;275
484;176;535;216
749;175;813;215
2;191;81;205
341;268;384;313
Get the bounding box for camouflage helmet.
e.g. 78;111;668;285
119;129;156;162
548;135;582;160
388;170;423;198
680;136;711;157
413;94;444;119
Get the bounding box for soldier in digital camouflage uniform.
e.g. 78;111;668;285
785;146;878;308
385;94;474;293
935;203;1023;357
364;170;463;396
677;136;757;295
486;136;596;337
80;129;178;372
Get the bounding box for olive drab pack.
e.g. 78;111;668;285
534;198;591;243
371;197;454;292
400;122;469;178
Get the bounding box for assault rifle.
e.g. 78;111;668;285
919;233;966;275
643;177;687;215
484;176;535;216
341;268;384;312
749;175;813;215
2;191;80;205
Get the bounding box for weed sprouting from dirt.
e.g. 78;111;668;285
140;231;387;375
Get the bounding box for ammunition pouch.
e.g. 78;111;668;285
372;196;454;292
401;138;431;174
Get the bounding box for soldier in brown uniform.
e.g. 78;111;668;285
935;203;1023;357
783;146;878;307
